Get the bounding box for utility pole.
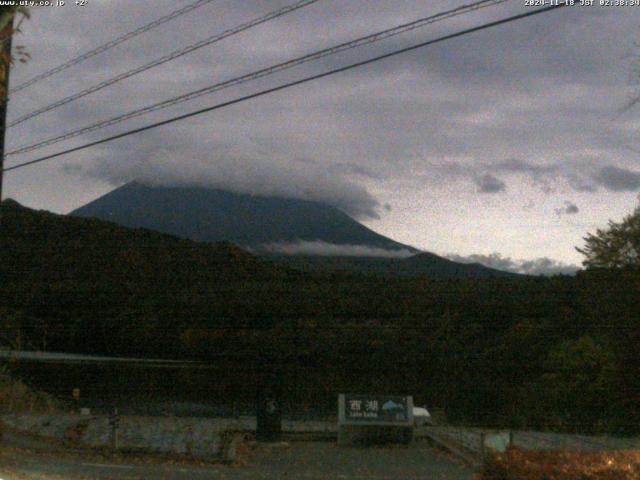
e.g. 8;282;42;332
0;16;13;217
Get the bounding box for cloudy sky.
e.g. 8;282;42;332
4;0;640;273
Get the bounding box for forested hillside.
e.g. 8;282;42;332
1;199;638;435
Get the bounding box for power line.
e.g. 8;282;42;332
3;3;569;174
6;0;321;128
6;0;512;157
7;0;218;96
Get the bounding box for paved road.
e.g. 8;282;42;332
0;437;474;480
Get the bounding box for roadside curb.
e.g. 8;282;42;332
221;432;244;464
423;430;481;470
282;431;337;442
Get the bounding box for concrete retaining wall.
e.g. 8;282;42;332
2;414;242;459
0;414;337;460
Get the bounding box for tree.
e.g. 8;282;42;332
576;198;640;269
0;6;28;30
0;6;29;206
0;6;30;97
0;308;26;350
537;336;617;433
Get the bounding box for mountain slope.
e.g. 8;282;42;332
71;182;518;278
268;252;519;278
71;182;416;252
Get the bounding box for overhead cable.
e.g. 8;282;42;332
8;0;218;96
6;0;321;127
3;3;568;173
6;0;510;155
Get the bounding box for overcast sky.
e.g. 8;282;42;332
4;0;640;273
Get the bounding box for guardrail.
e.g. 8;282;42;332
422;425;640;468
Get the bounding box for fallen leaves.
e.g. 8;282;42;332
478;447;640;480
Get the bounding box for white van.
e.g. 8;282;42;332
412;406;432;426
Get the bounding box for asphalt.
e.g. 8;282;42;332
0;429;475;480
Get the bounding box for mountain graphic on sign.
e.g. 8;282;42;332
382;400;403;412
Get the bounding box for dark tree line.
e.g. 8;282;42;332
1;200;639;434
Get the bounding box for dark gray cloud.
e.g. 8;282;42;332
4;1;639;267
475;173;506;193
592;166;640;192
555;200;579;216
566;173;597;193
71;141;382;220
490;158;558;176
457;157;640;196
477;158;559;194
446;252;580;276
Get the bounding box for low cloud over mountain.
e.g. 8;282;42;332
256;240;416;258
446;252;580;276
70;146;381;221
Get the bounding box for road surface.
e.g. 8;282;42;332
0;432;474;480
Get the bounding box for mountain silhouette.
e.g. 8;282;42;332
71;182;518;278
71;182;415;252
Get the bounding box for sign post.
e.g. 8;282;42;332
256;370;282;442
72;388;80;414
338;394;414;446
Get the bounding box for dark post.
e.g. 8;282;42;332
72;387;80;414
109;407;120;450
0;17;13;211
256;369;282;442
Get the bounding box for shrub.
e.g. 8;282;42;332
0;367;59;413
